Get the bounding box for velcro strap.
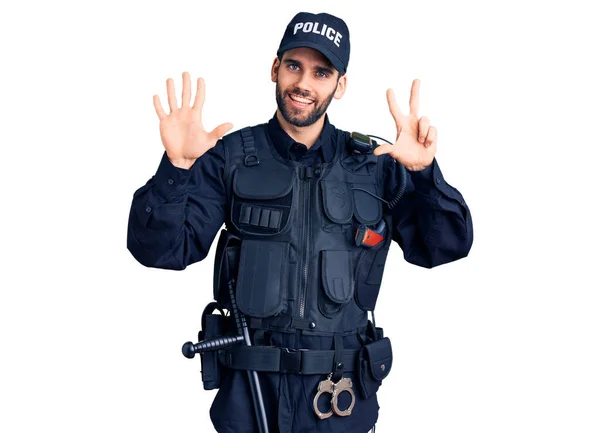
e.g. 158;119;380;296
223;346;359;375
241;127;259;166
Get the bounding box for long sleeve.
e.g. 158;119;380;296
383;155;473;268
127;141;227;270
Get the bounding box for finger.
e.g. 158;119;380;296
208;122;234;142
166;77;177;113
418;116;430;144
386;88;404;135
373;143;394;157
193;77;206;118
409;79;420;117
153;94;167;121
181;71;191;107
424;126;437;148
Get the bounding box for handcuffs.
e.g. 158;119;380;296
313;373;356;419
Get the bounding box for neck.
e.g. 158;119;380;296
276;110;325;148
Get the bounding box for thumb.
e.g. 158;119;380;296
209;122;234;141
373;143;393;157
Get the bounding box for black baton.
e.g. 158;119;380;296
227;278;270;433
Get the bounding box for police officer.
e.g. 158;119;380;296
127;11;473;433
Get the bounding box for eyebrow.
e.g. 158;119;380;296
283;58;335;77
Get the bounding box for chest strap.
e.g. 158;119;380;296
249;316;315;332
221;345;359;375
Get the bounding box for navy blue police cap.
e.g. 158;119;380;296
277;12;350;75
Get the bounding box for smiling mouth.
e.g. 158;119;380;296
288;93;315;109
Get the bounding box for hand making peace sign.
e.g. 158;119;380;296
373;79;437;171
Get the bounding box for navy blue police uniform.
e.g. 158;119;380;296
127;12;473;433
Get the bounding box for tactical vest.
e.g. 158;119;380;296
214;123;394;335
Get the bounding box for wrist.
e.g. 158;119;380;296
168;156;196;170
408;159;436;191
405;164;430;171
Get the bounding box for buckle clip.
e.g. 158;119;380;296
244;154;260;167
280;348;307;374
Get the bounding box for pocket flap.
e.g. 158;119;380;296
236;240;289;317
365;337;393;381
320;181;353;224
233;162;294;200
320;250;353;304
352;183;382;225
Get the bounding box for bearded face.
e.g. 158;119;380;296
272;47;345;128
275;79;337;128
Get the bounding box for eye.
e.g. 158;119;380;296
316;71;329;79
288;64;300;71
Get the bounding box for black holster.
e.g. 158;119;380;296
199;230;242;390
198;303;226;389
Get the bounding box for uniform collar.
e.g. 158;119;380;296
267;113;335;163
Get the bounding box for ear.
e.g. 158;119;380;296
271;57;280;83
333;74;347;100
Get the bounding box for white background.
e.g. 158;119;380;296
1;0;599;432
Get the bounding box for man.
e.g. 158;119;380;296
127;11;473;433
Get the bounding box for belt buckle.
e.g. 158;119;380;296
281;347;307;374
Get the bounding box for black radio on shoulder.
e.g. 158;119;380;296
348;132;380;155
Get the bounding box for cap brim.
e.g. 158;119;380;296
277;40;345;74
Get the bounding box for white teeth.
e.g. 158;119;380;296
290;94;313;104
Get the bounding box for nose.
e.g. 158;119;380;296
294;70;313;94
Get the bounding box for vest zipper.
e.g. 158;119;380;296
298;167;313;319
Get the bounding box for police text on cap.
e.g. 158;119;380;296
293;22;343;47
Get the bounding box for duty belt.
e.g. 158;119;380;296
221;345;360;375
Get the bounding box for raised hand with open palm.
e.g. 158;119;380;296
153;71;233;170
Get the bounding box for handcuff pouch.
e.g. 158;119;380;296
356;336;393;399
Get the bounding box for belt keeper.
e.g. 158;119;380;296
332;334;344;382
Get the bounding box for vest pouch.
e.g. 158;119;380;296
355;218;392;311
213;230;241;310
352;183;383;226
231;160;294;236
318;250;354;318
355;244;391;311
320;180;354;226
235;240;289;318
356;336;393;399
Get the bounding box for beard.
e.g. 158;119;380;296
276;80;337;128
